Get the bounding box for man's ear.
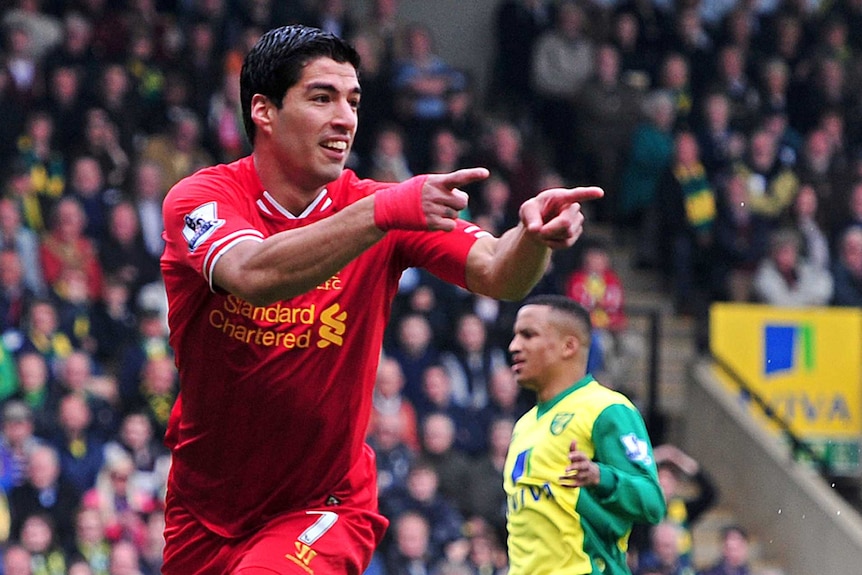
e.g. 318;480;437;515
562;333;580;359
250;94;274;136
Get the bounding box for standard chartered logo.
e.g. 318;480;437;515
317;304;347;348
210;296;348;349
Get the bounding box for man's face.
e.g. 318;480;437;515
508;305;566;391
263;57;360;193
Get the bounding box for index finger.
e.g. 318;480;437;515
428;167;490;190
552;186;605;203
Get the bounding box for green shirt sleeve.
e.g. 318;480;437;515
588;403;666;525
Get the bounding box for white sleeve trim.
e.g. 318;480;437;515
203;231;264;292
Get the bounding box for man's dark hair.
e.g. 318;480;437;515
521;294;593;333
240;25;361;143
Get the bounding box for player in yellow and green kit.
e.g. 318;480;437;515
504;294;666;575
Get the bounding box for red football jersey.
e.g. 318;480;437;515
161;156;488;537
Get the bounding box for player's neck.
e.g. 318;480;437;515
253;152;327;215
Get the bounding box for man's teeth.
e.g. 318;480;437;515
323;141;347;150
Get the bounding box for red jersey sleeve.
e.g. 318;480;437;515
162;161;265;292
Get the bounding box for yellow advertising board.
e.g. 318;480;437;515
710;303;862;446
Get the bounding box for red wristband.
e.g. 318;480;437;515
373;175;429;231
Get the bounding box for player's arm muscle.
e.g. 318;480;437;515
464;226;551;301
213;197;384;305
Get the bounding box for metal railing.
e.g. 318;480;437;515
709;352;832;477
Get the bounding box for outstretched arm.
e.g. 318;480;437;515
211;168;487;305
465;186;604;300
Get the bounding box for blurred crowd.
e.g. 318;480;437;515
1;0;860;573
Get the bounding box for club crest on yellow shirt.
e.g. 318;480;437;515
550;413;574;435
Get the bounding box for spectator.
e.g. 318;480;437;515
610;9;655;91
107;539;145;575
102;411;170;501
115;309;170;411
752;228;834;307
733;128;800;226
0;249;38;338
473;121;542;223
694;92;746;180
384;510;437;575
368;411;416;496
43;64;89;163
127;160;166;263
2;22;45;107
439;313;508;411
17;299;75;375
176;19;222;123
49;267;98;358
655;53;693;130
575;43;642;222
706;44;761;133
712;172;772;302
635;520;696;575
9;443;80;552
656;131;718;316
368;356;420;452
39;198;104;303
380;460;464;564
310;0;356;40
14;111;65;229
618;89;676;268
12;352;57;440
72;107;131;191
97;202;161;306
491;0;554;121
49;393;105;496
464;417;513;541
564;239;643;386
65;155;118;244
475;365;532;438
2;543;32;575
415;364;482;456
391;22;465;168
418;412;472;517
471;175;517;239
69;506;111;575
758;58;792;121
666;5;713;98
642;444;717;570
0;195;45;297
425;128;468;180
794;127;851;228
89;277;138;373
137;108;212;189
204;66;249;164
530;0;594;178
788;183;830;272
54;351;119;442
18;512;67;575
0;399;42;491
386;313;441;408
831;226;862;307
366;123;413;183
123;356;176;439
344;28;393;166
832;180;862;249
82;452;156;550
139;510;164;575
697;525;752;575
42;11;99;90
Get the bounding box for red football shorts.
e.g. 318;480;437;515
162;466;389;574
